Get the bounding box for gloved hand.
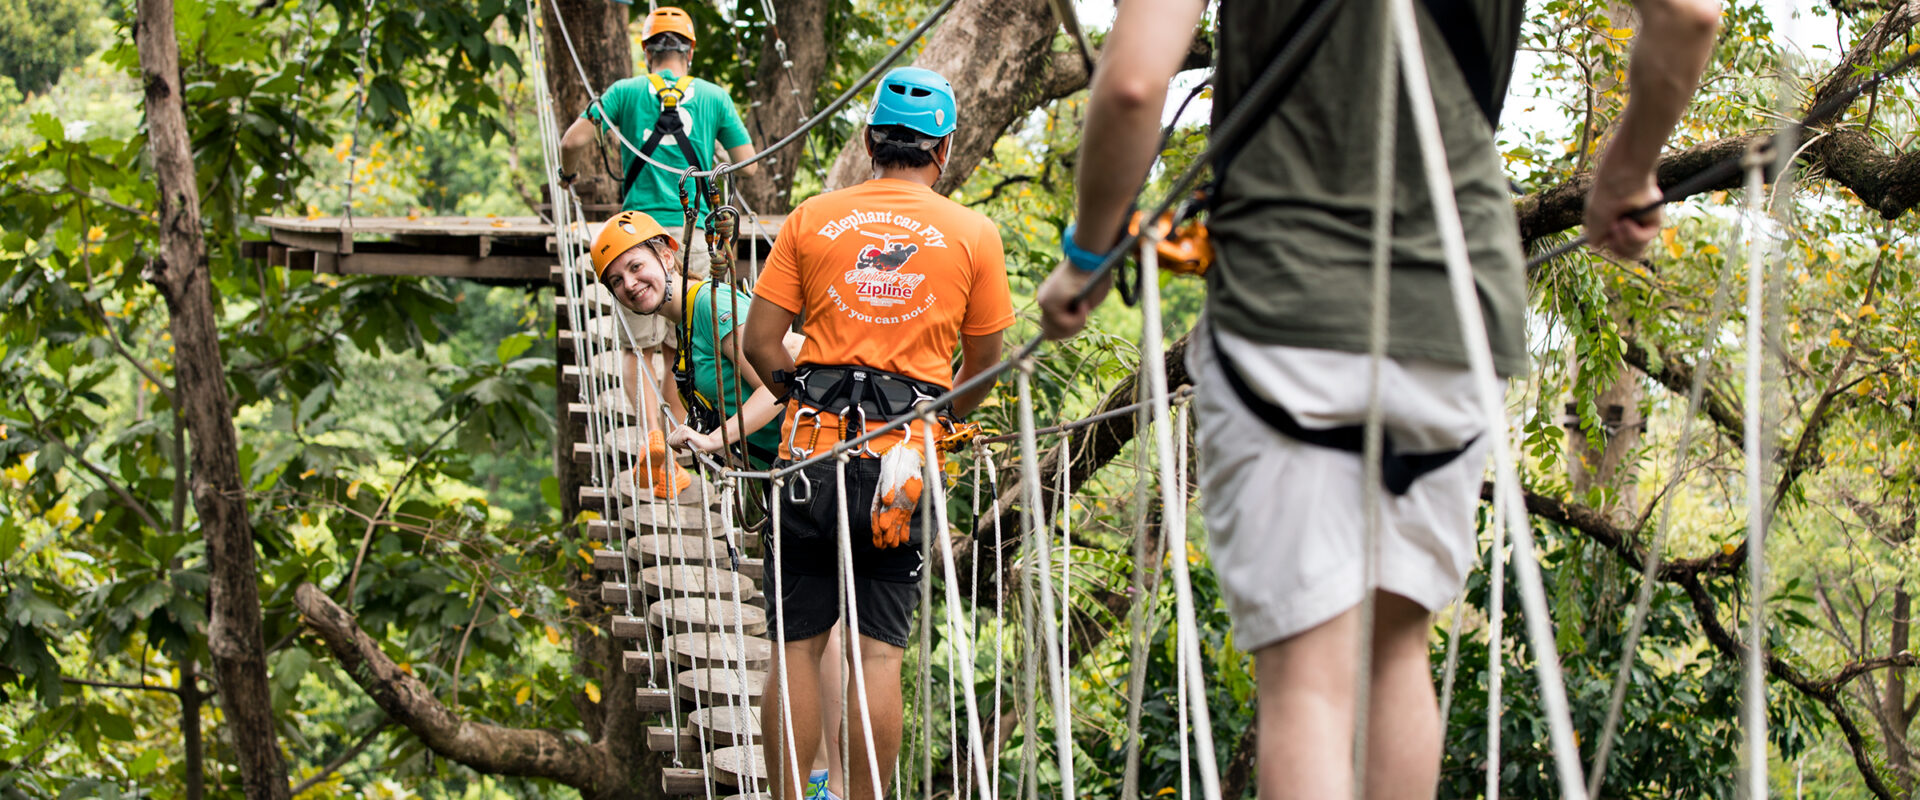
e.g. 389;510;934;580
869;438;925;549
645;428;691;500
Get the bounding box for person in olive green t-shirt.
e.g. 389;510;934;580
1035;0;1720;798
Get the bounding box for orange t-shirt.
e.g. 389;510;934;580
755;178;1016;388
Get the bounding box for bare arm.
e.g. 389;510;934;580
950;331;1005;419
673;331;787;452
560;117;599;184
743;295;800;399
1584;0;1721;258
1036;0;1207;340
724;143;759;178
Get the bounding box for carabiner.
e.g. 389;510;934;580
786;406;822;460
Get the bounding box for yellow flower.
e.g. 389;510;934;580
546;625;562;645
508;607;523;618
584;681;602;703
515;685;532;705
86;226;106;242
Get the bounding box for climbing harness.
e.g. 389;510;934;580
1207;324;1478;494
620;72;710;203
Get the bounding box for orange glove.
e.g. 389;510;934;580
870;438;925;549
645;428;691;501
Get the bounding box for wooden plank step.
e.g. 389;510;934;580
624;502;718;536
610;615;652;639
641;564;755;600
662;767;708;795
570;388;641;421
601;581;642;604
648;597;768;636
635;686;677;713
737;557;765;581
612;469;718;509
666;632;773;671
690;705;761;748
623;648;670;676
709;744;766;788
593;549;625;571
627;533;731;567
647;724;700;753
677;667;766;707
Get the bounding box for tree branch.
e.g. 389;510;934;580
292;584;609;790
1517;2;1920;244
288;720;388;796
62;677;182;696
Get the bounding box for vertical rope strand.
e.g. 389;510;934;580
1015;365;1074;800
1140;233;1224;800
1386;1;1586;794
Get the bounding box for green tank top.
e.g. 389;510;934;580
1206;0;1530;377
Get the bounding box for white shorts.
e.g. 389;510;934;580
1190;319;1490;652
611;244;712;352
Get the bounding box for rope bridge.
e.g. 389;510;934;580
516;0;1834;797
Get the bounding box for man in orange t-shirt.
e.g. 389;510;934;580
742;67;1012;800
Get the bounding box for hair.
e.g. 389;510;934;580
644;32;692;60
868;125;939;170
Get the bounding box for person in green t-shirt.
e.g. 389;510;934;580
559;6;756;246
587;211;790;471
560;7;758;433
1035;0;1719;798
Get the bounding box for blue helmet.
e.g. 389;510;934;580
867;67;957;138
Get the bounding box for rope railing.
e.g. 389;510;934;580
517;0;1815;796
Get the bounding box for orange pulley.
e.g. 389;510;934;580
1127;209;1213;277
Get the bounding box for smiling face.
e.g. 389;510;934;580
601;239;675;314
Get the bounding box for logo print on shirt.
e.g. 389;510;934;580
844;231;927;308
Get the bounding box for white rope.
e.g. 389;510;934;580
1350;0;1398;788
767;473;808;800
1139;233;1223;800
1014;365;1075;800
1057;437;1072;768
980;444;1007;800
922;416;997;800
1485;471;1507;800
832;455;887;797
1739;152;1771;800
1386;1;1587;795
1119;382;1154;800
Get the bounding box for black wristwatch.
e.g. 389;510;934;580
771;369;796;400
557;167;578;185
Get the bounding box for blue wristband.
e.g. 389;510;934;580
1061;223;1114;273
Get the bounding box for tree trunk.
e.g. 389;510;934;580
540;0;633;209
734;0;832;213
1877;589;1915;793
821;0;1085;194
135;1;290;797
182;659;205;800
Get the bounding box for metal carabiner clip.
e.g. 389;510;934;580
848;405;882;458
786;406;822;461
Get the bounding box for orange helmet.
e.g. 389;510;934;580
641;7;697;46
590;211;679;278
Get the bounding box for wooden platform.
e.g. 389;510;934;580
248;214;784;285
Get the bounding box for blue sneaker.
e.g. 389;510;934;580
805;769;830;800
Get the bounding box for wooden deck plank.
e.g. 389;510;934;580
690;706;761;748
627;533;730;567
647;597;768;637
666;632;772;671
641;565;754;600
708;744;766;788
676;667;766;707
661;767;709;795
635;686;677;713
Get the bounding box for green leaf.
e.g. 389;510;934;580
92;710;134;742
496;332;535;364
29;113;63;143
128;749;162;778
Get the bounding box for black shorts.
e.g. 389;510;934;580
761;458;926;648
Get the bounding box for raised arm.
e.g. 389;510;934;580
1584;0;1722;258
560;117;599;187
1036;0;1209;340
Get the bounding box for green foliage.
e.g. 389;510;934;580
0;0;97;96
